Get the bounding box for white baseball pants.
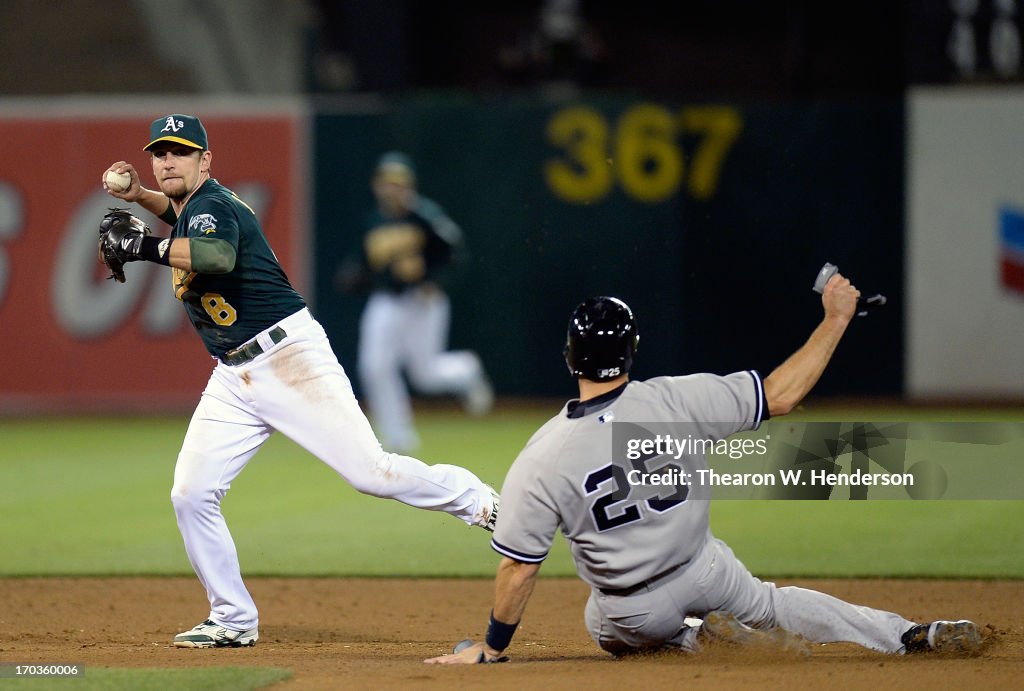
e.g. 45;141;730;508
358;287;488;451
585;532;917;655
171;308;492;631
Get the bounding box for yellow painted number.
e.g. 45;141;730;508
545;103;742;204
544;106;613;204
202;293;238;326
679;106;742;200
615;104;683;203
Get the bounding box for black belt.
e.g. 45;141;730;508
599;563;685;597
220;326;287;366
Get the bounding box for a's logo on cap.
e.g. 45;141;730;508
161;116;184;133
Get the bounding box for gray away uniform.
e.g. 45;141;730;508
490;372;916;654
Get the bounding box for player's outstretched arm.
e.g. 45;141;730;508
424;557;540;664
763;273;860;416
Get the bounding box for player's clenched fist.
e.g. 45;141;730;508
822;272;861;322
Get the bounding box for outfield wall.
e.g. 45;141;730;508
313;94;905;399
0;95;906;411
906;87;1024;400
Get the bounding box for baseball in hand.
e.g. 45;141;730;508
104;170;132;193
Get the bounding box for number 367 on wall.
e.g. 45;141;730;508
544;104;742;204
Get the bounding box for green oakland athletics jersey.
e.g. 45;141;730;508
362;195;460;292
168;178;305;358
490;371;767;591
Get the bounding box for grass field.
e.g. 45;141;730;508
2;403;1022;689
0;667;293;691
2;402;1023;579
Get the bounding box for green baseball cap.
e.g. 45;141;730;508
374;151;416;184
143;114;209;151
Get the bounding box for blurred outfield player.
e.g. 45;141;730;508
335;152;493;453
100;114;498;649
426;285;982;663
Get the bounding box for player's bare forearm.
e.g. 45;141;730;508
164;238;236;274
764;315;849;415
133;187;174;219
481;558;540;657
492;557;540;626
764;273;859;416
167;238;193;272
423;558;540;664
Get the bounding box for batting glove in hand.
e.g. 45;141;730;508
98;208;150;283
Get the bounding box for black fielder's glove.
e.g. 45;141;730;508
98;208;150;283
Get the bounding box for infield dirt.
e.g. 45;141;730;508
1;577;1020;689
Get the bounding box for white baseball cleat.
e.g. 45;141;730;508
475;486;500;532
463;376;494;417
173;619;258;648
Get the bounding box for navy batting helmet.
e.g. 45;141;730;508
563;296;639;381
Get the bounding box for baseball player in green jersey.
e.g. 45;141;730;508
336;152;493;453
101;114;498;649
426;289;981;664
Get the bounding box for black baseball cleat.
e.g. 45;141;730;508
901;620;982;654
